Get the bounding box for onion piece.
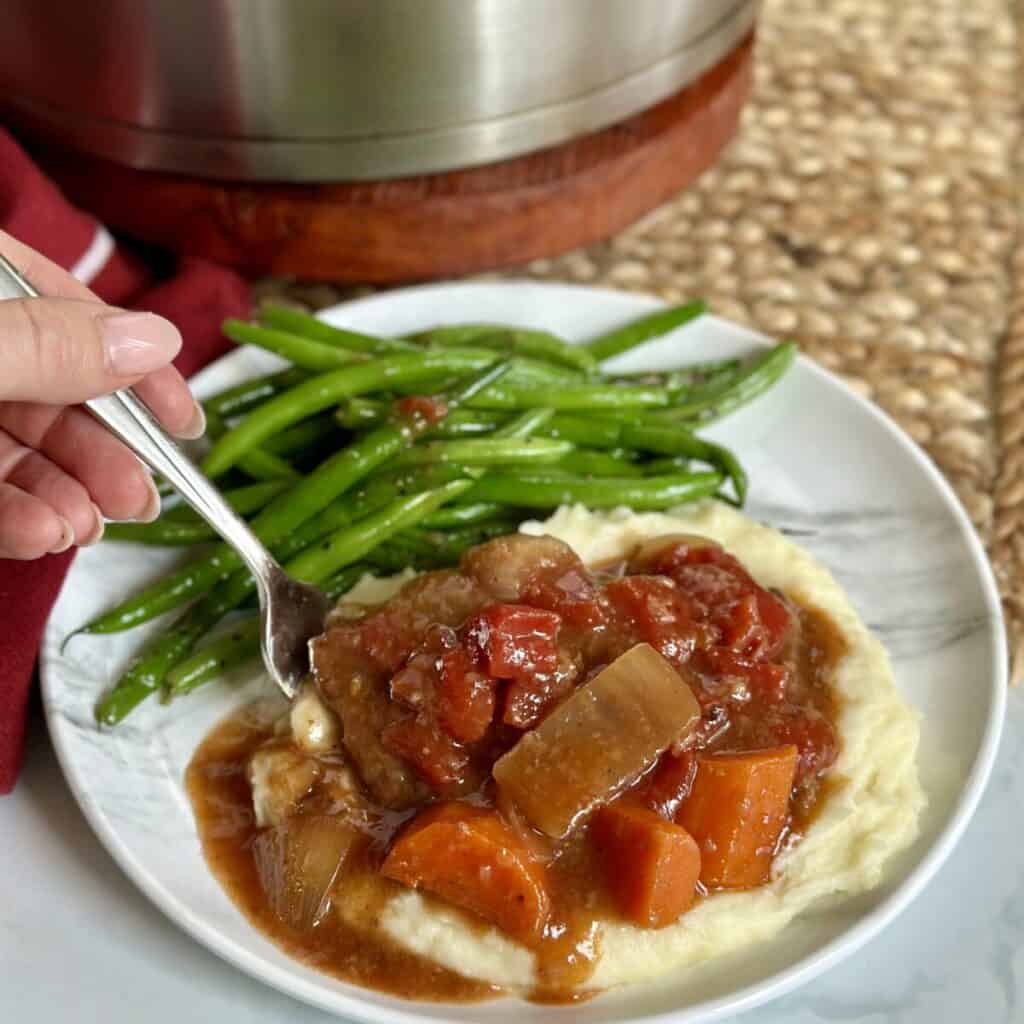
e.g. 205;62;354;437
252;815;356;930
493;643;701;838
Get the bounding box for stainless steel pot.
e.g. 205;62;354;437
0;0;757;182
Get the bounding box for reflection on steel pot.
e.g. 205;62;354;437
0;0;758;182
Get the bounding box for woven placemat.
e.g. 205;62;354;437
255;0;1023;680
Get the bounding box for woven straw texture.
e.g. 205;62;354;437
256;0;1023;680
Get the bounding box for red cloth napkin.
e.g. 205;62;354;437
0;129;250;792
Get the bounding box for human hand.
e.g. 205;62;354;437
0;231;204;559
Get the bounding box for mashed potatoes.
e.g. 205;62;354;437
285;502;924;993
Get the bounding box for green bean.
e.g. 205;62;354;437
421;502;512;528
95;560;263;725
336;400;499;436
205;408;299;482
619;423;748;505
164;480;291;523
403;324;508;346
397;354;582;390
202;367;309;420
492;408;556;440
554;448;644;478
103;521;223;547
540;414;624;450
616;357;741;387
464;470;723;511
262;413;342;456
464;383;669;413
641;455;692;476
335;397;394;430
659;343;797;424
223;320;364;372
202;350;501;478
388;438;572;469
283;479;474;585
260;304;414;354
237;447;301;482
585;300;706;362
369;520;516;572
73;546;243;636
165;619;261;696
412;325;596;374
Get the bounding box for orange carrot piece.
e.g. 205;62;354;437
677;745;798;890
590;802;701;928
381;802;550;941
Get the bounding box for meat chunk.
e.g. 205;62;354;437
312;625;427;809
461;534;583;602
359;571;488;672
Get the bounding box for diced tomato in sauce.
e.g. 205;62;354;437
522;568;606;630
701;648;790;703
436;647;496;744
394;395;449;425
381;714;469;789
603;576;696;667
463;604;561;679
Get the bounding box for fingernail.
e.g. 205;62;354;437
138;476;162;523
101;312;183;376
177;403;207;441
49;516;75;554
80;503;106;547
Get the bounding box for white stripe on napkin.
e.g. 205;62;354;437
70;224;114;286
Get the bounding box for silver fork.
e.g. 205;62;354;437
0;253;327;700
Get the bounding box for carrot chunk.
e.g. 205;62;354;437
381;802;550;941
590;802;701;928
677;745;798;890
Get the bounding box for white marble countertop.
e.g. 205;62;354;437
2;695;1021;1024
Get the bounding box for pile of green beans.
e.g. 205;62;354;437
78;299;797;726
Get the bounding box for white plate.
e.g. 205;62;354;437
40;282;1007;1024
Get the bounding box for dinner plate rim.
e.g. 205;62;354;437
41;280;1008;1024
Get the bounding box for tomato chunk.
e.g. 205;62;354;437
382;803;550;942
394;395;449;424
604;576;696;666
436;647;496;743
591;802;701;928
463;604;561;679
702;648;790;703
677;746;797;889
381;715;469;789
522;567;606;630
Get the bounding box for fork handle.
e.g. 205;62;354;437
0;252;279;588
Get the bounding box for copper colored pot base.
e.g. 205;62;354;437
33;35;753;285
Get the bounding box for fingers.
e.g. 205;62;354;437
0;432;103;545
0;230;205;434
0;297;183;405
133;364;206;439
0;404;160;522
0;482;74;560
